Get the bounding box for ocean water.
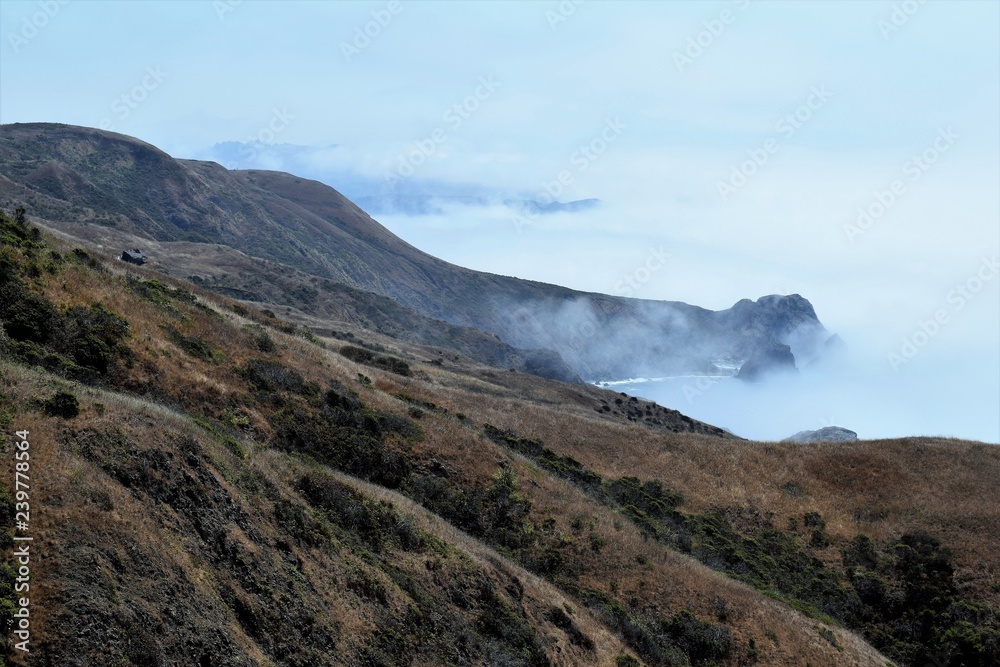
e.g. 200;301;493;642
594;352;1000;444
595;374;820;441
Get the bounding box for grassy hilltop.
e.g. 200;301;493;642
1;207;998;666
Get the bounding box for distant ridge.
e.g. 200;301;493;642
0;122;833;380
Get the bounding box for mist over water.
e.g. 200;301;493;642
368;199;998;445
604;337;1000;444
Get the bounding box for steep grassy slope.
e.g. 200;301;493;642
0;123;830;380
19;220;585;385
1;209;997;666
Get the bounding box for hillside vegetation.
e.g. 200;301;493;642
0;123;832;381
1;208;998;666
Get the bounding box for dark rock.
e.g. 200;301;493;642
736;342;796;381
784;426;858;443
120;248;147;265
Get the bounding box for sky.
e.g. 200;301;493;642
1;0;998;441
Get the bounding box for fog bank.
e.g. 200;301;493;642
617;333;999;444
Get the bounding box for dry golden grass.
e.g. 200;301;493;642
495;443;887;666
272;360;889;663
287;463;639;666
387;365;1000;611
0;363;281;664
6;228;996;665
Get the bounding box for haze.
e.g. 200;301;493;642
1;0;997;441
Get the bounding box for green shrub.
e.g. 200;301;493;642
604;476;683;521
836;531;1000;665
810;528;831;548
191;417;246;458
0;259;130;382
272;500;332;547
339;345;411;376
406;468;537;556
60;303;131;373
0;208;43;249
237;358;315;396
270;402;412;489
564;584;688;667
164;326;217;361
243;325;275;353
842;534;879;570
545;605;594;649
475;424;894;650
0;256;59;344
42;390;80;418
298;472;427;553
850;571;888;607
483;423;603;491
128;277;196;307
664;609;734;661
474;583;550;667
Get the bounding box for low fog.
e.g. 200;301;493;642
617;337;1000;444
373;199;999;445
163;139;1000;444
119;1;996;445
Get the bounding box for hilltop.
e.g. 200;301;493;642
1;207;998;666
0;123;833;382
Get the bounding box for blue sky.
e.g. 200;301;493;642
2;0;998;440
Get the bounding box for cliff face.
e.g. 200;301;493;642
0;123;831;381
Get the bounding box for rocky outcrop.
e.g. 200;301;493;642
784;426;858;443
724;294;830;367
737;341;797;381
120;248;147;265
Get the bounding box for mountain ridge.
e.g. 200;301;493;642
0;122;832;382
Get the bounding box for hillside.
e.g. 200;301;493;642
0;123;833;381
2;209;998;666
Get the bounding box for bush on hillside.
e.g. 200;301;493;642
42;390;80;418
339;345;411;376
